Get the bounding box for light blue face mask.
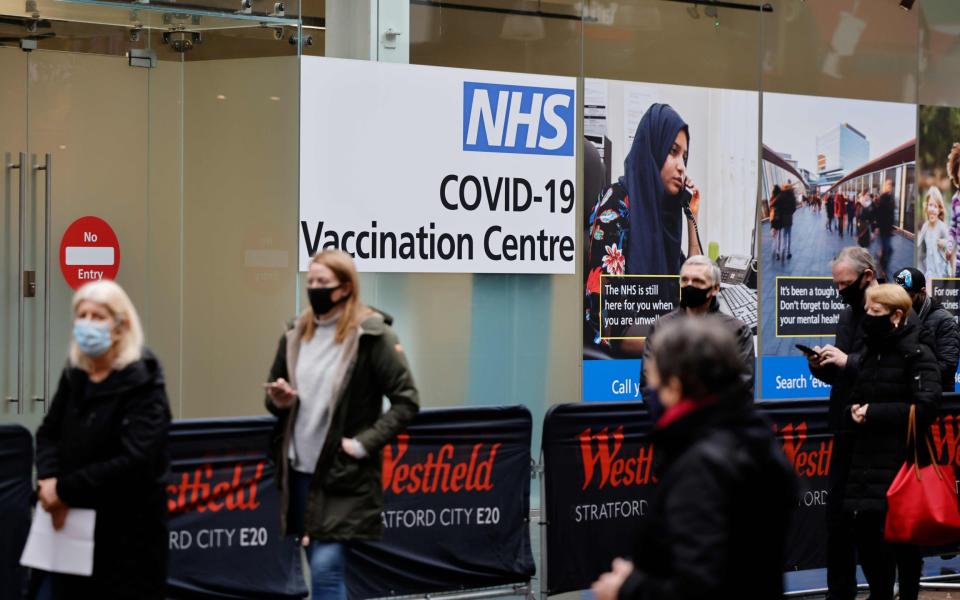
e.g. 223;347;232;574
73;319;114;358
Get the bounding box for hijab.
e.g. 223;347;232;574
621;103;689;275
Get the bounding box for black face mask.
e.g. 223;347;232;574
863;313;895;339
838;273;866;307
308;285;347;316
679;285;712;309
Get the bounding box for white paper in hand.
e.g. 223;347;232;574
20;503;96;576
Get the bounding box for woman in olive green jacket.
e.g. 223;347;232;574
265;249;419;600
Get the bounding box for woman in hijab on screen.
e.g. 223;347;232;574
584;103;704;357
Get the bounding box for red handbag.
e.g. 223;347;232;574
884;405;960;545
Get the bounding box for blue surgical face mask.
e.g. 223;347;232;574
73;319;114;358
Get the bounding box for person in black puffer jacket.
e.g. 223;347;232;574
894;267;960;391
591;317;797;600
844;284;942;600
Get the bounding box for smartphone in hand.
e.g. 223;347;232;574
795;344;820;359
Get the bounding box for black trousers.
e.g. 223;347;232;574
826;436;857;600
851;512;923;600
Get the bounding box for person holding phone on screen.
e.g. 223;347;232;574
264;250;419;600
584;103;704;356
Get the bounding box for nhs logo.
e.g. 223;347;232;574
463;82;574;156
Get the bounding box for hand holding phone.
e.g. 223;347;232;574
795;344;820;359
264;377;297;408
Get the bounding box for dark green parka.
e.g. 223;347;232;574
266;311;419;540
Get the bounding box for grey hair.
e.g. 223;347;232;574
831;246;876;277
682;255;722;287
649;316;744;400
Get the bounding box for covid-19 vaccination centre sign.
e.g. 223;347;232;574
300;57;577;274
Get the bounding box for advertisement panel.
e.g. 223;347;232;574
581;79;759;402
759;93;917;399
300;57;576;274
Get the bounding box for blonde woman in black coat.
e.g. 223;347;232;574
33;280;171;599
844;283;941;600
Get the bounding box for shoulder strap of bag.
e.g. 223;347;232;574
907;404;945;482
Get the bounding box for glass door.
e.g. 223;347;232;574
0;0;301;431
1;43;29;426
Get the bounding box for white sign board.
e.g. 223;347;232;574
300;57;577;274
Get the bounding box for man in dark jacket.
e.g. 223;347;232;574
874;179;897;279
640;255;754;411
807;246;878;600
778;182;797;259
591;317;796;600
894;266;960;391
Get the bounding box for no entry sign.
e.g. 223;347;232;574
60;216;120;290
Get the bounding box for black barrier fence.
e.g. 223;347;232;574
7;399;960;598
0;425;32;600
0;406;535;600
540;397;960;596
347;405;535;597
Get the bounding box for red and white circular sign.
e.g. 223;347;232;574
59;216;120;290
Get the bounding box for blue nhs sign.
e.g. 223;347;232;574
462;82;574;156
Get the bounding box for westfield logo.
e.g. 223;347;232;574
382;433;499;494
578;426;655;490
166;462;265;514
775;422;832;477
930;416;960;465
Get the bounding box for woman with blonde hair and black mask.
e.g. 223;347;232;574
33;279;171;599
844;283;941;600
265;249;419;599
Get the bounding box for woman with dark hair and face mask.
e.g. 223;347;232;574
264;249;418;599
843;283;941;600
584;103;703;355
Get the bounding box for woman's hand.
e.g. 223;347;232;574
265;378;297;408
851;404;868;425
688;180;701;219
591;558;634;600
938;238;947;252
341;437;368;459
38;478;69;530
38;478;63;511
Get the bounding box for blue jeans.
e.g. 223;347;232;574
290;470;347;600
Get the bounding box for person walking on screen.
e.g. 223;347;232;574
874;179;897;280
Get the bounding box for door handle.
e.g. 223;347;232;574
34;154;51;414
6;153;25;414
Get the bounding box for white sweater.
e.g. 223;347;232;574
290;316;348;474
